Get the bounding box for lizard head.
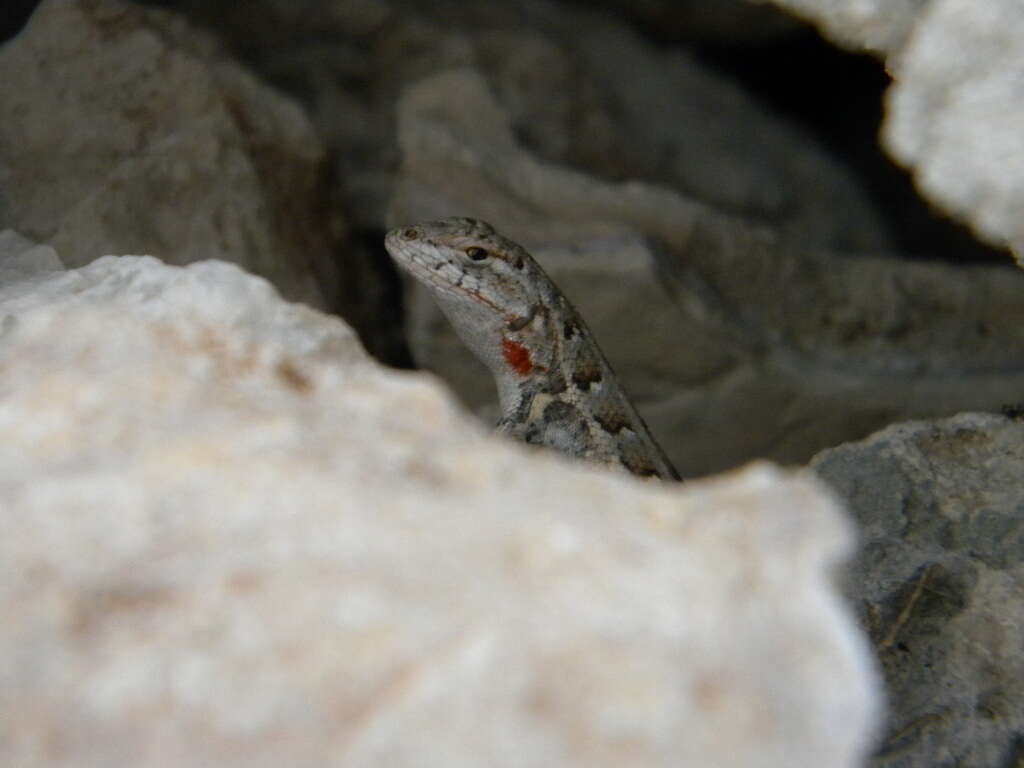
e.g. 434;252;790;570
384;217;540;313
385;217;556;378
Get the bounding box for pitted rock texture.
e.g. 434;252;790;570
764;0;930;54
0;0;339;309
138;0;892;252
814;412;1024;768
882;0;1024;265
0;242;880;768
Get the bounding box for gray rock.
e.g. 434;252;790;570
581;0;801;45
534;6;887;248
0;229;63;287
813;412;1024;768
157;0;892;252
390;68;1024;478
0;0;340;310
0;246;881;768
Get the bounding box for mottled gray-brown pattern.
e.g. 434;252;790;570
385;217;679;480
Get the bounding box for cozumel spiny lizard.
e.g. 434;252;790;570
385;217;679;481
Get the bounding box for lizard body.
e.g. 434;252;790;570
385;217;679;481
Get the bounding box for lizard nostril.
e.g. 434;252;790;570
400;227;418;240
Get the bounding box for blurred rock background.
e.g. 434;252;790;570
4;0;1022;478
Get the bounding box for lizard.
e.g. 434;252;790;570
384;216;680;481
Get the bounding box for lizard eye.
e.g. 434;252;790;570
465;246;489;261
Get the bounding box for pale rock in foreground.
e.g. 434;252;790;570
882;0;1024;263
0;247;880;767
764;0;1024;265
762;0;928;54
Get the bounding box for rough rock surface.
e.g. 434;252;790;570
390;68;1024;478
0;241;880;767
766;0;1024;265
764;0;929;54
150;0;892;252
814;413;1024;768
882;0;1024;265
0;0;340;310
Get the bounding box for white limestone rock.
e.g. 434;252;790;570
0;250;880;767
762;0;929;55
762;0;1024;265
882;0;1024;264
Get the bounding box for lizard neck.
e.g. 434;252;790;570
433;288;561;406
495;297;681;481
494;342;561;417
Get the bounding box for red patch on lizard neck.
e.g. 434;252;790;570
501;337;533;376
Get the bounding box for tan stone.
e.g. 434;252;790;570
0;247;880;767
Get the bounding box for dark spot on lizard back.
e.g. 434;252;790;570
541;400;591;446
626;460;661;478
543;399;579;423
571;362;603;391
505;315;532;333
507;305;542;333
618;434;663;478
593;401;630;434
613;415;680;481
522;401;585;446
542;369;568;395
513;255;525;269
